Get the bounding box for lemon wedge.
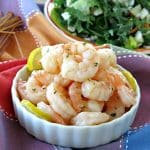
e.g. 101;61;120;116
122;70;136;92
27;48;42;72
21;99;51;121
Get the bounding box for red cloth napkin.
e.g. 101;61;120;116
0;60;57;150
0;59;26;118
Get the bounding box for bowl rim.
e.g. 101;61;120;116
11;65;141;129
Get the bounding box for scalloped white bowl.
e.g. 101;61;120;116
11;65;140;148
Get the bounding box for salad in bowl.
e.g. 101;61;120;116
11;42;140;148
45;0;150;52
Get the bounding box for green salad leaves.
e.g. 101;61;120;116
51;0;150;49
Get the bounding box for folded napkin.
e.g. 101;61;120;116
0;0;71;61
0;53;150;150
0;59;26;117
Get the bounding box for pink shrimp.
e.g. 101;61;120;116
68;82;104;112
105;91;125;119
93;67;136;107
68;82;86;112
37;102;69;125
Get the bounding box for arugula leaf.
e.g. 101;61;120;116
54;0;65;7
52;0;150;49
65;8;91;22
70;0;100;15
143;31;150;45
135;0;150;10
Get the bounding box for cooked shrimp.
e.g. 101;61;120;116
32;70;55;86
97;67;136;107
54;74;72;87
85;100;104;112
61;42;100;82
17;80;30;100
105;91;125;119
97;48;117;69
71;112;109;126
94;67;136;107
25;70;54;104
68;82;86;112
81;79;114;101
46;82;76;119
108;67;130;87
118;85;136;107
93;67;129;87
69;82;104;112
40;44;64;74
37;102;68;125
93;68;109;81
107;68;136;107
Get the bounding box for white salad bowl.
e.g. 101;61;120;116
44;0;150;54
44;0;84;43
11;65;141;148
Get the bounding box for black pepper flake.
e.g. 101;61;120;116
66;53;69;58
94;62;99;67
42;87;46;90
83;42;87;45
54;90;57;94
110;113;116;117
32;88;36;91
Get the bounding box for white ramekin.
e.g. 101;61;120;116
11;65;140;148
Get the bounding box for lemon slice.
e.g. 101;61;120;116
27;48;42;72
122;70;136;91
21;99;51;121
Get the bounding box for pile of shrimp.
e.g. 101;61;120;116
17;42;136;126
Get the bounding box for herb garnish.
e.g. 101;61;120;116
94;62;99;67
32;88;36;91
66;53;69;58
110;113;116;117
52;0;150;49
54;90;57;94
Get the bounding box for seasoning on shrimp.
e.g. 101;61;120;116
17;80;30;100
54;74;72;87
83;100;104;112
17;42;137;126
61;42;100;82
117;85;136;107
68;82;86;112
105;91;125;119
97;48;117;69
69;82;104;112
81;80;114;101
46;82;76;119
71;112;110;126
37;102;68;125
41;44;64;74
18;70;55;104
